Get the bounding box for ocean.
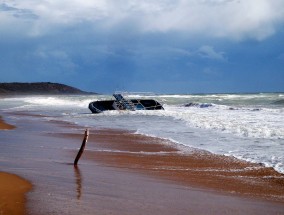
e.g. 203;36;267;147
1;93;284;174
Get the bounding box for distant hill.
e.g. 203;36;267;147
0;82;95;95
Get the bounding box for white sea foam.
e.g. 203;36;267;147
5;94;283;139
2;96;95;110
169;106;284;139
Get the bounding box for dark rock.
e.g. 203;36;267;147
183;103;212;108
184;103;199;107
200;103;212;108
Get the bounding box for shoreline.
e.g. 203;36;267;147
0;116;31;215
0;116;16;130
1;111;284;214
59;128;284;203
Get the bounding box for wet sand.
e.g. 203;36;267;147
0;116;16;130
1;112;284;214
0;116;31;215
61;129;284;203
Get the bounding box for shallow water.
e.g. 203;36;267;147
1;93;283;174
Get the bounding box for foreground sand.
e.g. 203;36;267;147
0;172;32;215
1;111;284;214
0;117;32;215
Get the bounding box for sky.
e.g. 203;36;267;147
0;0;284;94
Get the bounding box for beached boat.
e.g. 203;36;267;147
89;93;164;114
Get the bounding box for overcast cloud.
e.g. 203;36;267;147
1;0;284;39
0;0;284;93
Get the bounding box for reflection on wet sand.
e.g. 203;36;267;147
74;166;82;200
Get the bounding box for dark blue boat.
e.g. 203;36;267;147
89;93;164;114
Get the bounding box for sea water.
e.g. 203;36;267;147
1;93;284;174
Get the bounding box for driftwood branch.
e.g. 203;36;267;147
74;129;89;166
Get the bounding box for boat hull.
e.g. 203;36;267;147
89;99;164;114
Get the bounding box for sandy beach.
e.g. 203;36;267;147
1;0;284;213
0;117;32;215
0;116;16;130
58;128;284;203
1;111;284;214
0;172;32;215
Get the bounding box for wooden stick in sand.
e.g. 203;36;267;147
74;129;89;166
